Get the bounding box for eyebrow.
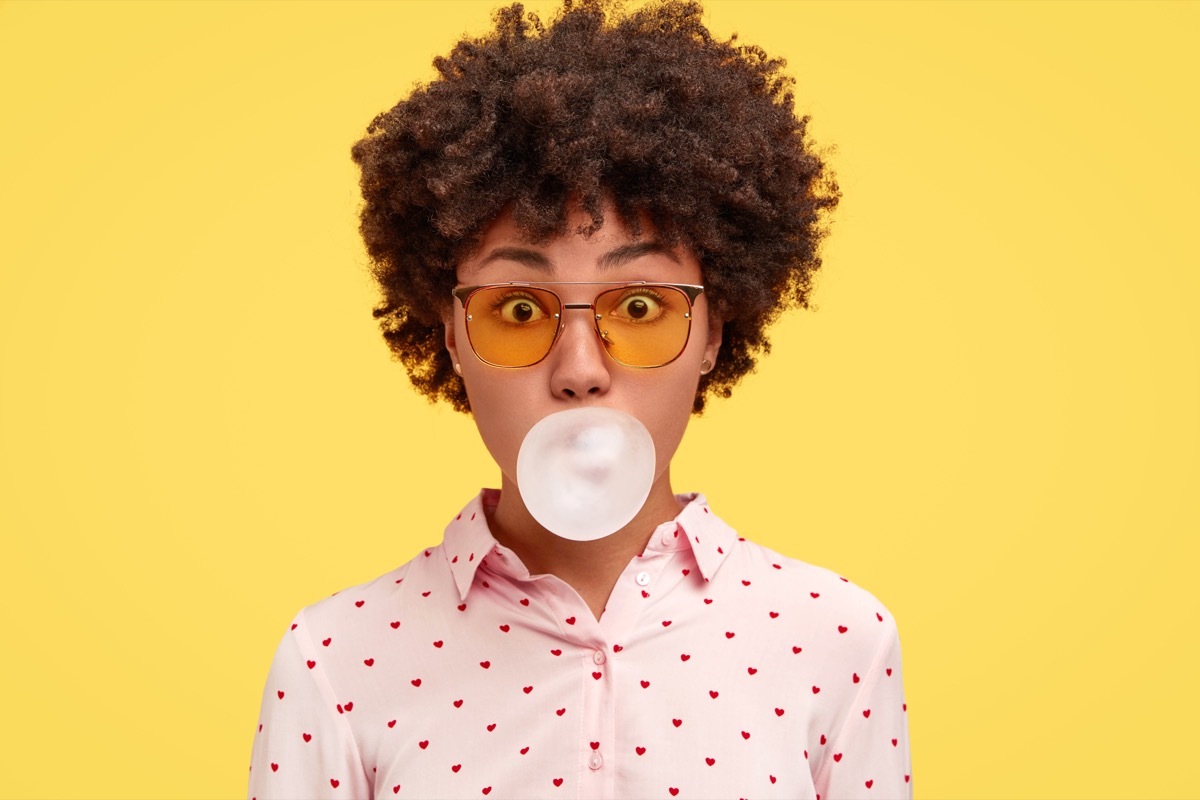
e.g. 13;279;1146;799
474;241;681;273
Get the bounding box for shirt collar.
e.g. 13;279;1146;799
441;489;739;601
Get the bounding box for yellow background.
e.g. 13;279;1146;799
1;1;1197;798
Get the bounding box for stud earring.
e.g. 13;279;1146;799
453;362;463;376
700;359;713;375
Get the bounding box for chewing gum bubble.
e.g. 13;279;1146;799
516;407;655;541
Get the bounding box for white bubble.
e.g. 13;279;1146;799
516;407;656;541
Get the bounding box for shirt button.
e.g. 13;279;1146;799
660;530;674;547
588;752;603;770
593;650;606;665
635;571;651;586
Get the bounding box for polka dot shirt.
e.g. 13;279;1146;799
249;490;912;799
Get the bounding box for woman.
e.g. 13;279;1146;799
249;2;911;798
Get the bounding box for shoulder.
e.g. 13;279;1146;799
284;543;450;652
726;536;902;657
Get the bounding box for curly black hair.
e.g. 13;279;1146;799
351;0;839;414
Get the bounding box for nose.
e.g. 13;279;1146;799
548;306;612;400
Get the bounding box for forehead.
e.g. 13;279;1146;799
458;206;702;285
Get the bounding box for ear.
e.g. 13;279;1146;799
442;307;462;373
702;314;723;369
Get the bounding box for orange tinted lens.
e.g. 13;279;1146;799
594;285;692;367
464;286;561;367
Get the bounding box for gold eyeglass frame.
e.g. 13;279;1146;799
451;281;705;369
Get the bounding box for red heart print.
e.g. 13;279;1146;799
891;738;898;746
680;654;690;661
636;746;646;755
523;686;533;694
747;667;757;675
550;649;561;656
520;746;530;754
905;775;911;782
337;704;344;713
355;600;365;607
590;741;600;750
419;740;429;749
703;598;712;604
277;691;285;699
662;620;672;627
853;673;860;683
709;690;718;698
421;591;430;597
458;604;467;612
641;680;651;688
565;616;576;625
792;646;802;654
480;661;491;669
741;580;751;586
451;764;461;773
774;708;785;716
303;732;312;741
669;789;679;797
725;631;735;639
769;775;777;784
411;679;421;687
812;685;821;694
769;611;779;618
810;592;820;598
434;641;444;648
270;763;278;772
520;598;530;606
364;658;375;667
387;720;396;728
453;699;463;708
487;723;496;731
330;779;340;788
344;702;353;711
592;672;602;680
820;734;827;745
553;778;563;787
705;757;715;766
886;668;893;676
672;718;682;727
393;786;400;794
499;624;510;632
865;780;873;789
741;731;750;739
555;708;565;716
307;660;316;669
390;622;401;629
613;644;623;652
862;709;871;718
323;638;332;646
641;590;650;598
682;569;690;576
833;753;843;762
876;612;884;621
290;623;298;630
837;625;848;634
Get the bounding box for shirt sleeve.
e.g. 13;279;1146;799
813;615;913;800
248;611;371;800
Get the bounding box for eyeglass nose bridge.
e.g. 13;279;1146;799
556;302;610;342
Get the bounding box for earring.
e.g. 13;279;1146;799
700;359;713;375
453;362;463;377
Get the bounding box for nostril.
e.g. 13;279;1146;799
563;389;576;397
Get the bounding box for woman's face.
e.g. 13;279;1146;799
444;204;722;493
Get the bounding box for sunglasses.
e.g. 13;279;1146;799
452;281;705;369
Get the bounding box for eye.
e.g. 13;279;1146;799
612;290;667;322
493;292;549;324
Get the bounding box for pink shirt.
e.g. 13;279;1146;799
249;491;912;799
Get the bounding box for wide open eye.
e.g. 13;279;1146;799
493;292;549;324
610;289;668;323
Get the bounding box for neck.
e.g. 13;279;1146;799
486;469;684;620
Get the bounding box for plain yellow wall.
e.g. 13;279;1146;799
1;1;1197;798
